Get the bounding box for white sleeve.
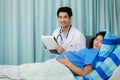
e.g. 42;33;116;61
74;32;86;52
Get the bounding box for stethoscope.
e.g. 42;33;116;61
56;25;72;41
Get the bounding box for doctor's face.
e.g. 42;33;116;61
58;12;72;28
93;35;103;50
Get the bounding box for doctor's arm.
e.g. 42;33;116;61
57;56;92;76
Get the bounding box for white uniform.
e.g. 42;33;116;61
53;25;86;52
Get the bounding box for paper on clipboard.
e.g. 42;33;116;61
41;36;57;49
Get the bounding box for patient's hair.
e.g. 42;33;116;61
57;6;73;18
89;32;106;48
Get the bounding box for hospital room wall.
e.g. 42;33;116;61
0;0;120;65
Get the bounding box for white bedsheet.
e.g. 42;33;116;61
0;59;76;80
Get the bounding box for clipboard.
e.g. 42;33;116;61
41;36;59;54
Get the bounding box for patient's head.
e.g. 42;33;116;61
89;32;106;49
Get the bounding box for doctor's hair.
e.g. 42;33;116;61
89;31;106;48
57;6;73;18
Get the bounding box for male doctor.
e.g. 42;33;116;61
46;6;86;54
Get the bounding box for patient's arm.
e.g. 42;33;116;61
57;56;92;76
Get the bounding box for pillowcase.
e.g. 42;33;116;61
95;32;118;68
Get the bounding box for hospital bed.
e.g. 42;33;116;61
0;32;120;80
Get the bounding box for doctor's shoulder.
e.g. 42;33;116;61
73;29;85;38
70;27;85;39
71;27;83;35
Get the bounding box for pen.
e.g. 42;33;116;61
54;37;58;44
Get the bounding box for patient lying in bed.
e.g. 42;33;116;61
0;32;106;80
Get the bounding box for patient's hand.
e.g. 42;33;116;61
57;56;71;66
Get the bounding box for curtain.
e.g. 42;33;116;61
0;0;120;65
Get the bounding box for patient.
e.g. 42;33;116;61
57;31;106;76
0;32;106;80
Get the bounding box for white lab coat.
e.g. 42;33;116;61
52;25;86;53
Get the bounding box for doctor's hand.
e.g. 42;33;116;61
44;45;47;49
55;44;65;54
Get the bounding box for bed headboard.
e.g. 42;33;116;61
85;35;93;48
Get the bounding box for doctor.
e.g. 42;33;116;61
46;6;86;54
